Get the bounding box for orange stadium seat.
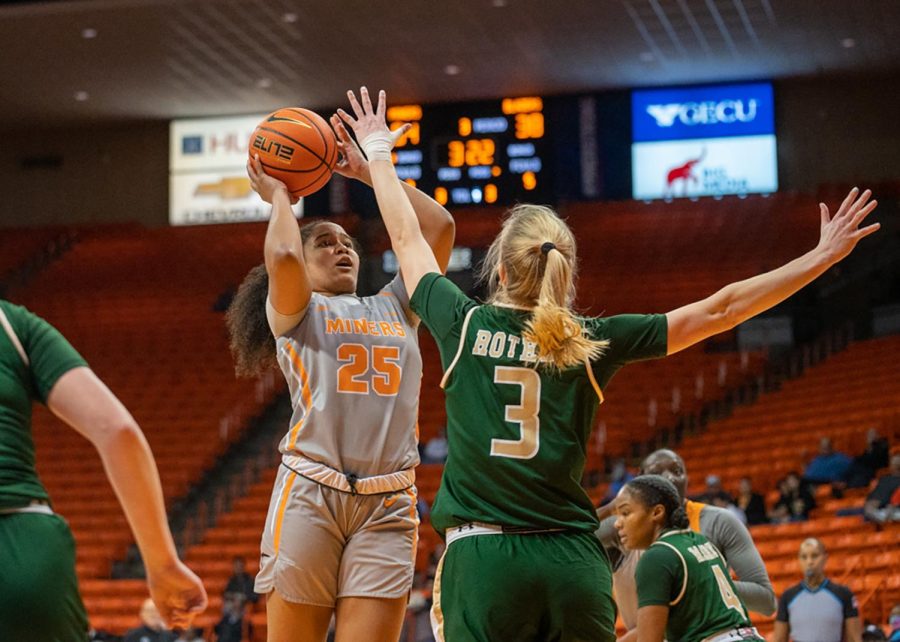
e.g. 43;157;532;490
680;330;900;628
8;192;896;635
5;220;336;631
172;193;829;630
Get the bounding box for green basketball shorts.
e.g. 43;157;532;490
0;510;88;642
430;525;617;642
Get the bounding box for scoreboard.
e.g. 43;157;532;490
385;96;551;207
169;83;779;225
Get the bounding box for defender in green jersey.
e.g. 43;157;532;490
616;475;763;642
413;274;665;641
338;85;880;642
0;300;206;640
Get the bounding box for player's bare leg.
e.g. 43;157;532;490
334;596;407;642
266;592;333;642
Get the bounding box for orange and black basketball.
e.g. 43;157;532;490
249;108;338;197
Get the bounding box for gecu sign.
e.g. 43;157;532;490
646;99;759;128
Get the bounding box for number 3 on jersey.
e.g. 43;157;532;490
491;366;541;460
336;343;401;396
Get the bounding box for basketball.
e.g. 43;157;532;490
249;107;338;197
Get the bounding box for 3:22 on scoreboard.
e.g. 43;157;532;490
387;96;549;207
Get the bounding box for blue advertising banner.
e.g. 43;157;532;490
632;82;774;143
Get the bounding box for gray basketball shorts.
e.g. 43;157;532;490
255;463;419;606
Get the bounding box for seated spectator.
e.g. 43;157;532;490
123;599;176;642
845;428;891;488
214;593;250;642
694;474;735;505
224;556;258;604
804;437;852;485
769;477;790;522
737;476;769;526
773;538;861;642
863;453;900;525
600;458;633;505
710;493;747;525
771;472;816;523
422;428;448;464
888;604;900;642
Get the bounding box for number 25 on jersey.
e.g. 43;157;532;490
336;343;401;396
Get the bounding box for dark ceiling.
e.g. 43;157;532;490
2;0;899;127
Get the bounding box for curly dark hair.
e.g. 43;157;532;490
225;220;348;378
625;474;690;530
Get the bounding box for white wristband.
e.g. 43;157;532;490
361;132;393;162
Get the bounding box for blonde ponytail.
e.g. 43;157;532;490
483;204;608;372
524;247;608;371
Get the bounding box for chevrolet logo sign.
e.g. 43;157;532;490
194;177;253;199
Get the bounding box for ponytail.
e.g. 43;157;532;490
524;247;608;371
669;505;690;530
482;204;608;372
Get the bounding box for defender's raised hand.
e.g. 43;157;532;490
816;187;880;264
337;87;410;162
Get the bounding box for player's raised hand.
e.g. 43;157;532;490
247;154;298;205
337;87;410;161
816;187;880;264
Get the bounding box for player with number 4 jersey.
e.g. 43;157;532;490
616;475;763;642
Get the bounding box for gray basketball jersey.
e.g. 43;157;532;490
274;277;422;477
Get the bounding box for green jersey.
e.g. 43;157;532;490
636;529;755;642
409;273;667;535
0;300;87;509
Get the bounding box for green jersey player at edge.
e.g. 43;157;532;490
616;474;763;642
335;85;881;642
